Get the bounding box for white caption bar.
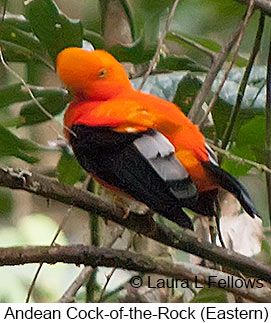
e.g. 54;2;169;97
0;303;269;322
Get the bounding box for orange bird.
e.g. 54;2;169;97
57;47;260;230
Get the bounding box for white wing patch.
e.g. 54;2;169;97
134;130;191;183
205;143;218;166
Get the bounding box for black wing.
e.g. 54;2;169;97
201;159;260;219
70;124;198;229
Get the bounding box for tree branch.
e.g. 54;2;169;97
207;141;271;175
235;0;271;16
167;31;216;62
221;10;265;149
58;226;125;303
198;0;255;128
188;5;254;123
0;167;271;282
59;267;94;303
0;244;270;303
138;0;180;90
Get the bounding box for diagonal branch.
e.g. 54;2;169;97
198;0;255;128
138;0;180;90
221;10;265;149
207;141;271;175
0;167;270;282
235;0;271;15
58;226;125;303
188;3;254;123
0;244;270;303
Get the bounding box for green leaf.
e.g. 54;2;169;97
118;0;136;41
167;32;248;67
25;0;83;62
221;146;254;177
236;116;265;148
113;2;160;64
4;13;31;32
211;66;266;140
173;73;202;115
1;23;42;53
167;31;220;52
137;0;175;14
0;125;40;163
156;56;207;73
109;36;155;64
235;116;266;163
0;188;13;218
19;89;70;126
191;287;229;303
0;84;30;109
83;30;104;49
2;14;51;66
260;238;271;265
1;40;50;66
57;148;85;185
0;83;68;109
212;98;241;140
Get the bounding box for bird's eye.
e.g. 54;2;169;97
98;69;107;78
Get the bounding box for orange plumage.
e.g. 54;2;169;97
56;47;259;230
58;47;216;192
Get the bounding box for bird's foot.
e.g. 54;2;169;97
122;206;131;220
111;193;132;220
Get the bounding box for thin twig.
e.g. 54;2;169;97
249;79;266;108
207;140;271;175
86;180;100;302
99;274;143;303
98;268;116;302
235;0;271;16
27;176;91;303
0;50;75;137
0;7;75;138
198;0;255;128
266;28;271;224
59;267;94;303
58;227;125;303
97;230;134;302
188;4;254;123
138;0;180;90
167;31;215;62
220;11;265;149
25;205;74;303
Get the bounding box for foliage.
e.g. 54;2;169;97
0;0;269;303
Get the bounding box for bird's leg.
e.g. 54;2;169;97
209;216;216;244
111;192;132;220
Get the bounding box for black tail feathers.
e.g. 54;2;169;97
201;161;260;219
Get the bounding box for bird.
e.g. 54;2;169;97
56;47;260;231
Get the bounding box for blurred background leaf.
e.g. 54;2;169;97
25;0;83;63
190;287;229;303
0;125;41;163
57;148;85;185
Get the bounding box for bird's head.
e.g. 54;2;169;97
57;47;131;100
